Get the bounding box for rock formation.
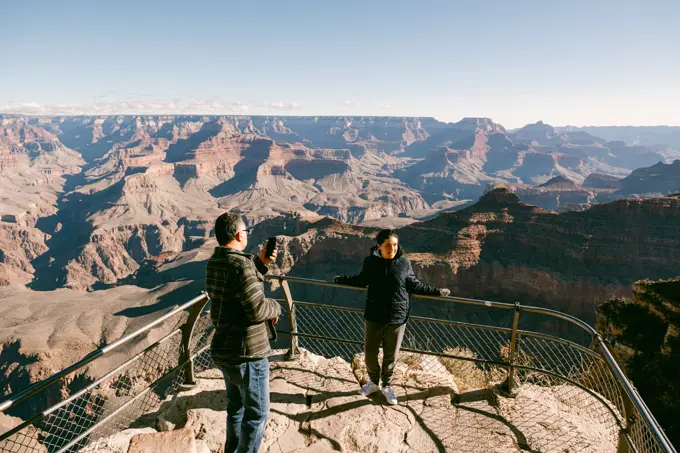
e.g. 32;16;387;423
583;173;623;190
508;176;595;212
2;114;677;288
0;117;84;286
610;159;680;197
597;277;680;446
562;125;680;149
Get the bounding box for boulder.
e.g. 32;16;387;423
127;428;197;453
80;428;157;453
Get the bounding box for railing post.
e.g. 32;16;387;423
179;292;210;388
616;393;635;453
501;302;521;396
279;277;300;360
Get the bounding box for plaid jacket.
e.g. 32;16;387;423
206;247;281;364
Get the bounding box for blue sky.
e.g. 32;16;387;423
1;0;678;127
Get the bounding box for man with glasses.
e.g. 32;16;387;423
206;212;281;453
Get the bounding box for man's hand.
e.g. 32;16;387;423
332;276;341;283
258;246;278;265
440;288;451;297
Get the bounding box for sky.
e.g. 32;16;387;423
1;0;679;128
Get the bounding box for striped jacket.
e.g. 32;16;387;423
206;247;281;364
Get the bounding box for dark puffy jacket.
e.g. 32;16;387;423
335;246;441;325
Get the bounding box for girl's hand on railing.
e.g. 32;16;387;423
440;288;451;297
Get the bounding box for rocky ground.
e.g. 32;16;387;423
70;349;617;453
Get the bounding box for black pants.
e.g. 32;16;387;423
364;320;406;386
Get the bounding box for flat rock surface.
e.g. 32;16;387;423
135;350;617;452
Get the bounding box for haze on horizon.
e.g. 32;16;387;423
1;0;678;128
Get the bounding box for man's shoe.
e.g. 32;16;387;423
359;381;380;396
382;386;398;405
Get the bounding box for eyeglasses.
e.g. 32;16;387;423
239;228;252;235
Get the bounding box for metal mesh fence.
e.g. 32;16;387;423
191;306;216;374
515;336;622;443
294;302;364;362
291;298;671;453
405;318;511;363
630;417;668;453
1;286;674;453
0;298;214;453
0;330;184;453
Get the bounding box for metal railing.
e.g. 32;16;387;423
272;275;676;453
0;276;676;453
0;293;212;453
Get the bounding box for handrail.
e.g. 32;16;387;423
0;292;209;415
266;275;518;310
266;275;597;334
595;335;676;453
1;276;675;453
0;328;185;445
267;274;676;452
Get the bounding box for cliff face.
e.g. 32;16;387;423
597;278;680;445
613;159;680;197
0;117;85;287
402;190;680;317
253;190;680;324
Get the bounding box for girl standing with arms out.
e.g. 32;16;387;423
334;229;450;405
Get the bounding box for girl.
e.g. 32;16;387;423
334;229;450;405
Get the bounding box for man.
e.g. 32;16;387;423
206;212;281;453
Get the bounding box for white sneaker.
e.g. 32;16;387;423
382;386;398;405
359;381;380;396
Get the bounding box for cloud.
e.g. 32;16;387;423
262;101;301;111
343;100;361;107
0;99;257;115
380;103;392;109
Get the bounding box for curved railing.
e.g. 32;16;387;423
0;276;676;453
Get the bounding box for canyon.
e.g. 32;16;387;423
1;115;677;291
2;114;680;445
2;188;680;413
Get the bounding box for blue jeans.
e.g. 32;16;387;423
217;358;270;453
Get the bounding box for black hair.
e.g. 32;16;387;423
376;229;399;246
215;212;243;246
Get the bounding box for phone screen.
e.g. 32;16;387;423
266;237;277;257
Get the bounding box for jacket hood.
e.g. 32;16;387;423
370;245;404;259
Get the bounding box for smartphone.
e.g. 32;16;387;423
265;237;277;258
